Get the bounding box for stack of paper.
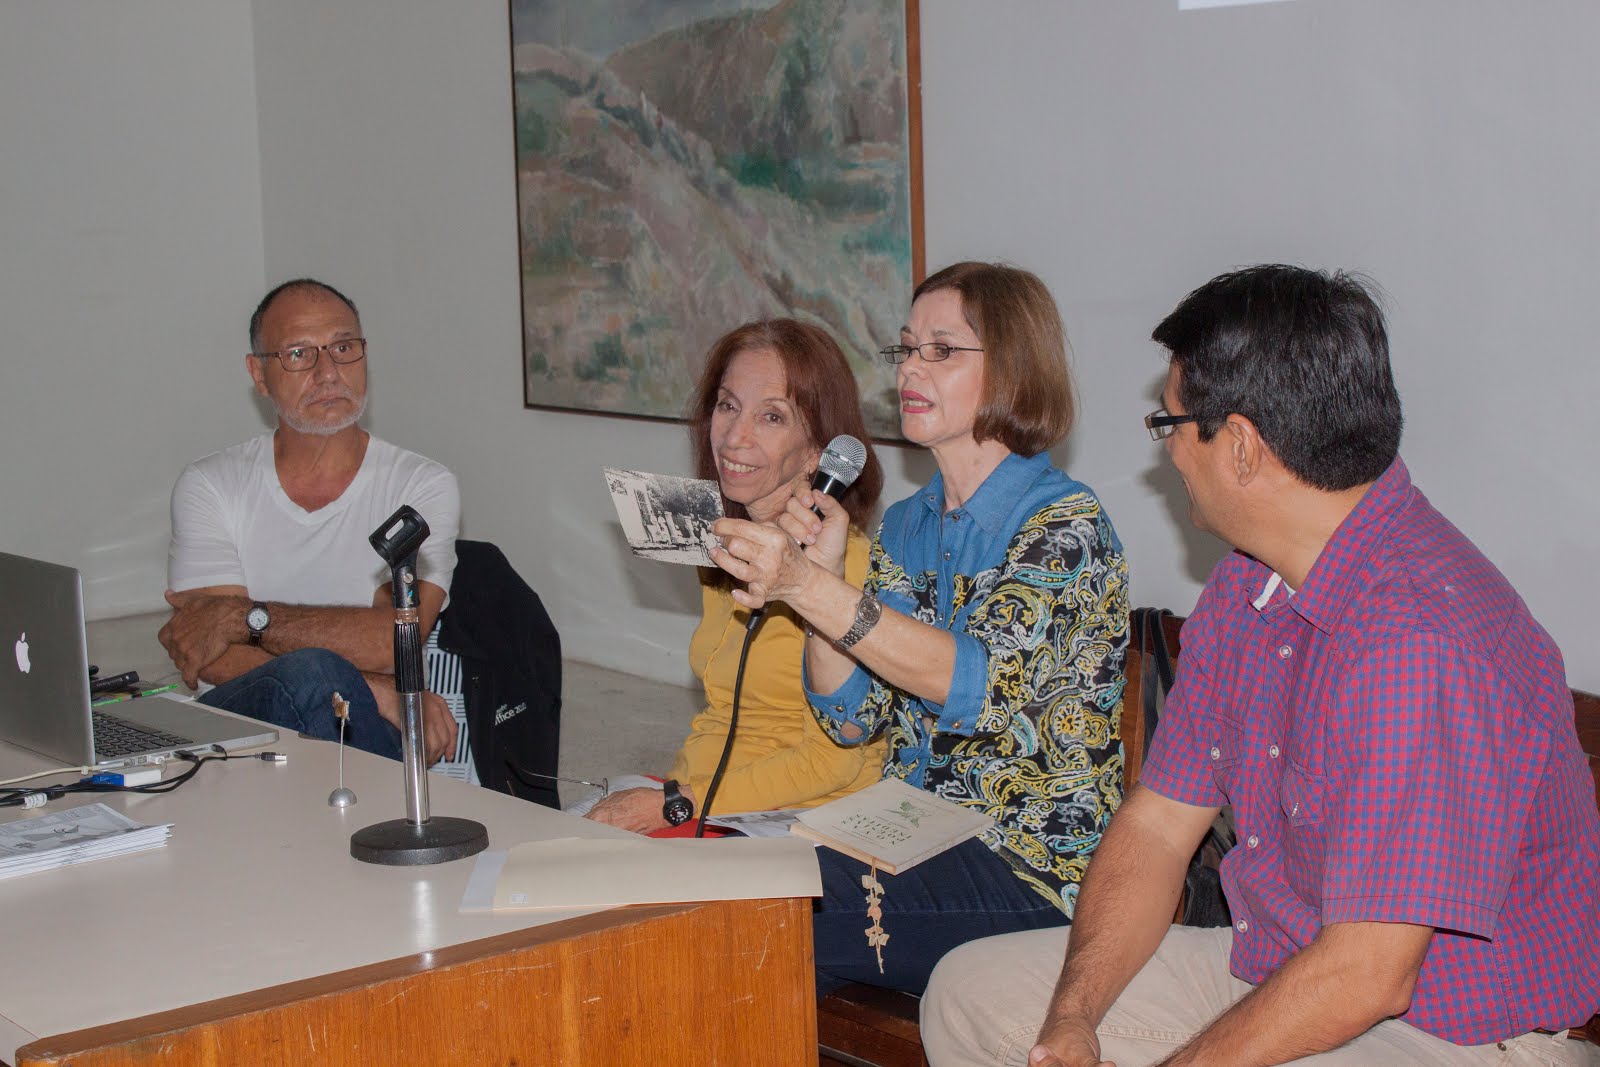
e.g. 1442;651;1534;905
0;802;172;880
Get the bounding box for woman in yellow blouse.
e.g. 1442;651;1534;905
587;319;887;833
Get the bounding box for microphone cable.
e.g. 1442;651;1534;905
694;606;764;838
693;435;863;836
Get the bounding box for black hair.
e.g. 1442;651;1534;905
1152;264;1403;492
249;278;360;353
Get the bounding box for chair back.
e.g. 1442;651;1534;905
1121;609;1184;790
1574;689;1600;807
1572;688;1600;1044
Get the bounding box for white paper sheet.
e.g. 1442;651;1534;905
461;835;821;912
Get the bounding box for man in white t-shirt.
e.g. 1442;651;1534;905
159;279;460;762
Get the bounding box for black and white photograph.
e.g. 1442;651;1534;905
603;467;724;567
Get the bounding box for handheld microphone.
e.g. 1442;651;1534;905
743;434;866;632
704;436;869;837
810;435;867;516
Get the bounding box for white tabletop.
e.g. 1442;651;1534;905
0;724;633;1062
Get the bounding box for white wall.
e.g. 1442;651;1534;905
3;0;1596;689
0;0;266;617
916;0;1600;689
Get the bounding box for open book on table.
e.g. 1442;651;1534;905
789;777;994;874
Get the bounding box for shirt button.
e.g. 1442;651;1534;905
1210;746;1221;761
943;551;952;561
1278;645;1293;659
1236;920;1249;934
1247;834;1259;849
1269;744;1280;759
833;705;844;713
952;721;963;729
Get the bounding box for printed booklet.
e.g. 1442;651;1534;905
789;777;993;874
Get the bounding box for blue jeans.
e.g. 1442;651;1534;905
199;648;402;760
813;837;1070;996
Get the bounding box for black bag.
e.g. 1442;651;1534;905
1132;607;1235;928
437;541;563;810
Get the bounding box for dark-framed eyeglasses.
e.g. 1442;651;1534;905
255;338;367;373
878;342;984;365
1144;407;1198;441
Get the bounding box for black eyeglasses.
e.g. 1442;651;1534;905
1144;407;1197;441
879;342;984;365
255;338;367;373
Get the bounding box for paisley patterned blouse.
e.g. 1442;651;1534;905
806;451;1129;914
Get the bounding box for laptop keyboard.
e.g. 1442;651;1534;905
92;710;193;758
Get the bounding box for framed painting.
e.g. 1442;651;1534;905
511;0;924;440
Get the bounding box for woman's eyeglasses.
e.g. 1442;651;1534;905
879;342;984;365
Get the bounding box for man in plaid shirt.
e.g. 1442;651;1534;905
922;265;1599;1066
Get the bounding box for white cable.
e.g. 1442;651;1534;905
0;766;90;788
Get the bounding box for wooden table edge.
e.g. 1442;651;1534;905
14;895;815;1066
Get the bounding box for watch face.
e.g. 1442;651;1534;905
860;596;882;624
663;797;693;826
247;607;269;631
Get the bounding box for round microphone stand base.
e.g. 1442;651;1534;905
350;816;490;866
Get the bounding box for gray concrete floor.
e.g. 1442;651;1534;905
85;612;697;810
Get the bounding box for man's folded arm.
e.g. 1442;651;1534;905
254;580;446;671
196;644;273;687
161;581;446;686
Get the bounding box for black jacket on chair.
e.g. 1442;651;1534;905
437;540;562;809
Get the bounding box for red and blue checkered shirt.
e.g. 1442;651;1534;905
1142;458;1600;1045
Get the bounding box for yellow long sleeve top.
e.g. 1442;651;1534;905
669;531;886;813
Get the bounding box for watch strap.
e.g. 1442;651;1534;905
836;593;882;651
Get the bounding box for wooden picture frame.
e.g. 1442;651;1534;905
511;0;924;440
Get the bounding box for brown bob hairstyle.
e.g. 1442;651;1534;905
687;319;884;532
911;261;1076;457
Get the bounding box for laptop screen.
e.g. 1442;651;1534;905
0;551;97;765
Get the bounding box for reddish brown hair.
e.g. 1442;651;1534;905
687;319;884;530
912;262;1076;457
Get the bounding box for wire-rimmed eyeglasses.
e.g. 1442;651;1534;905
255;338;368;373
1144;407;1198;441
879;342;984;365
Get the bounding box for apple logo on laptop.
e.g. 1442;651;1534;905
14;632;30;674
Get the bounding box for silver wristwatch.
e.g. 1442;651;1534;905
836;593;882;651
245;602;271;645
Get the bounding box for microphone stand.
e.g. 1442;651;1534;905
350;505;489;866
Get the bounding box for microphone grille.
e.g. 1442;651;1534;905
817;435;867;487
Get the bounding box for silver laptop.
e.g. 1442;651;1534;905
0;551;277;767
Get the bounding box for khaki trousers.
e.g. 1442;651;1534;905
921;925;1598;1067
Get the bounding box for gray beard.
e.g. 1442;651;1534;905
277;391;368;436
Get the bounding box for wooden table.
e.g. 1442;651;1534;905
0;725;816;1065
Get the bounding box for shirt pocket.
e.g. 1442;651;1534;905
1278;761;1328;906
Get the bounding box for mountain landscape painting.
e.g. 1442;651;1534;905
511;0;921;438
